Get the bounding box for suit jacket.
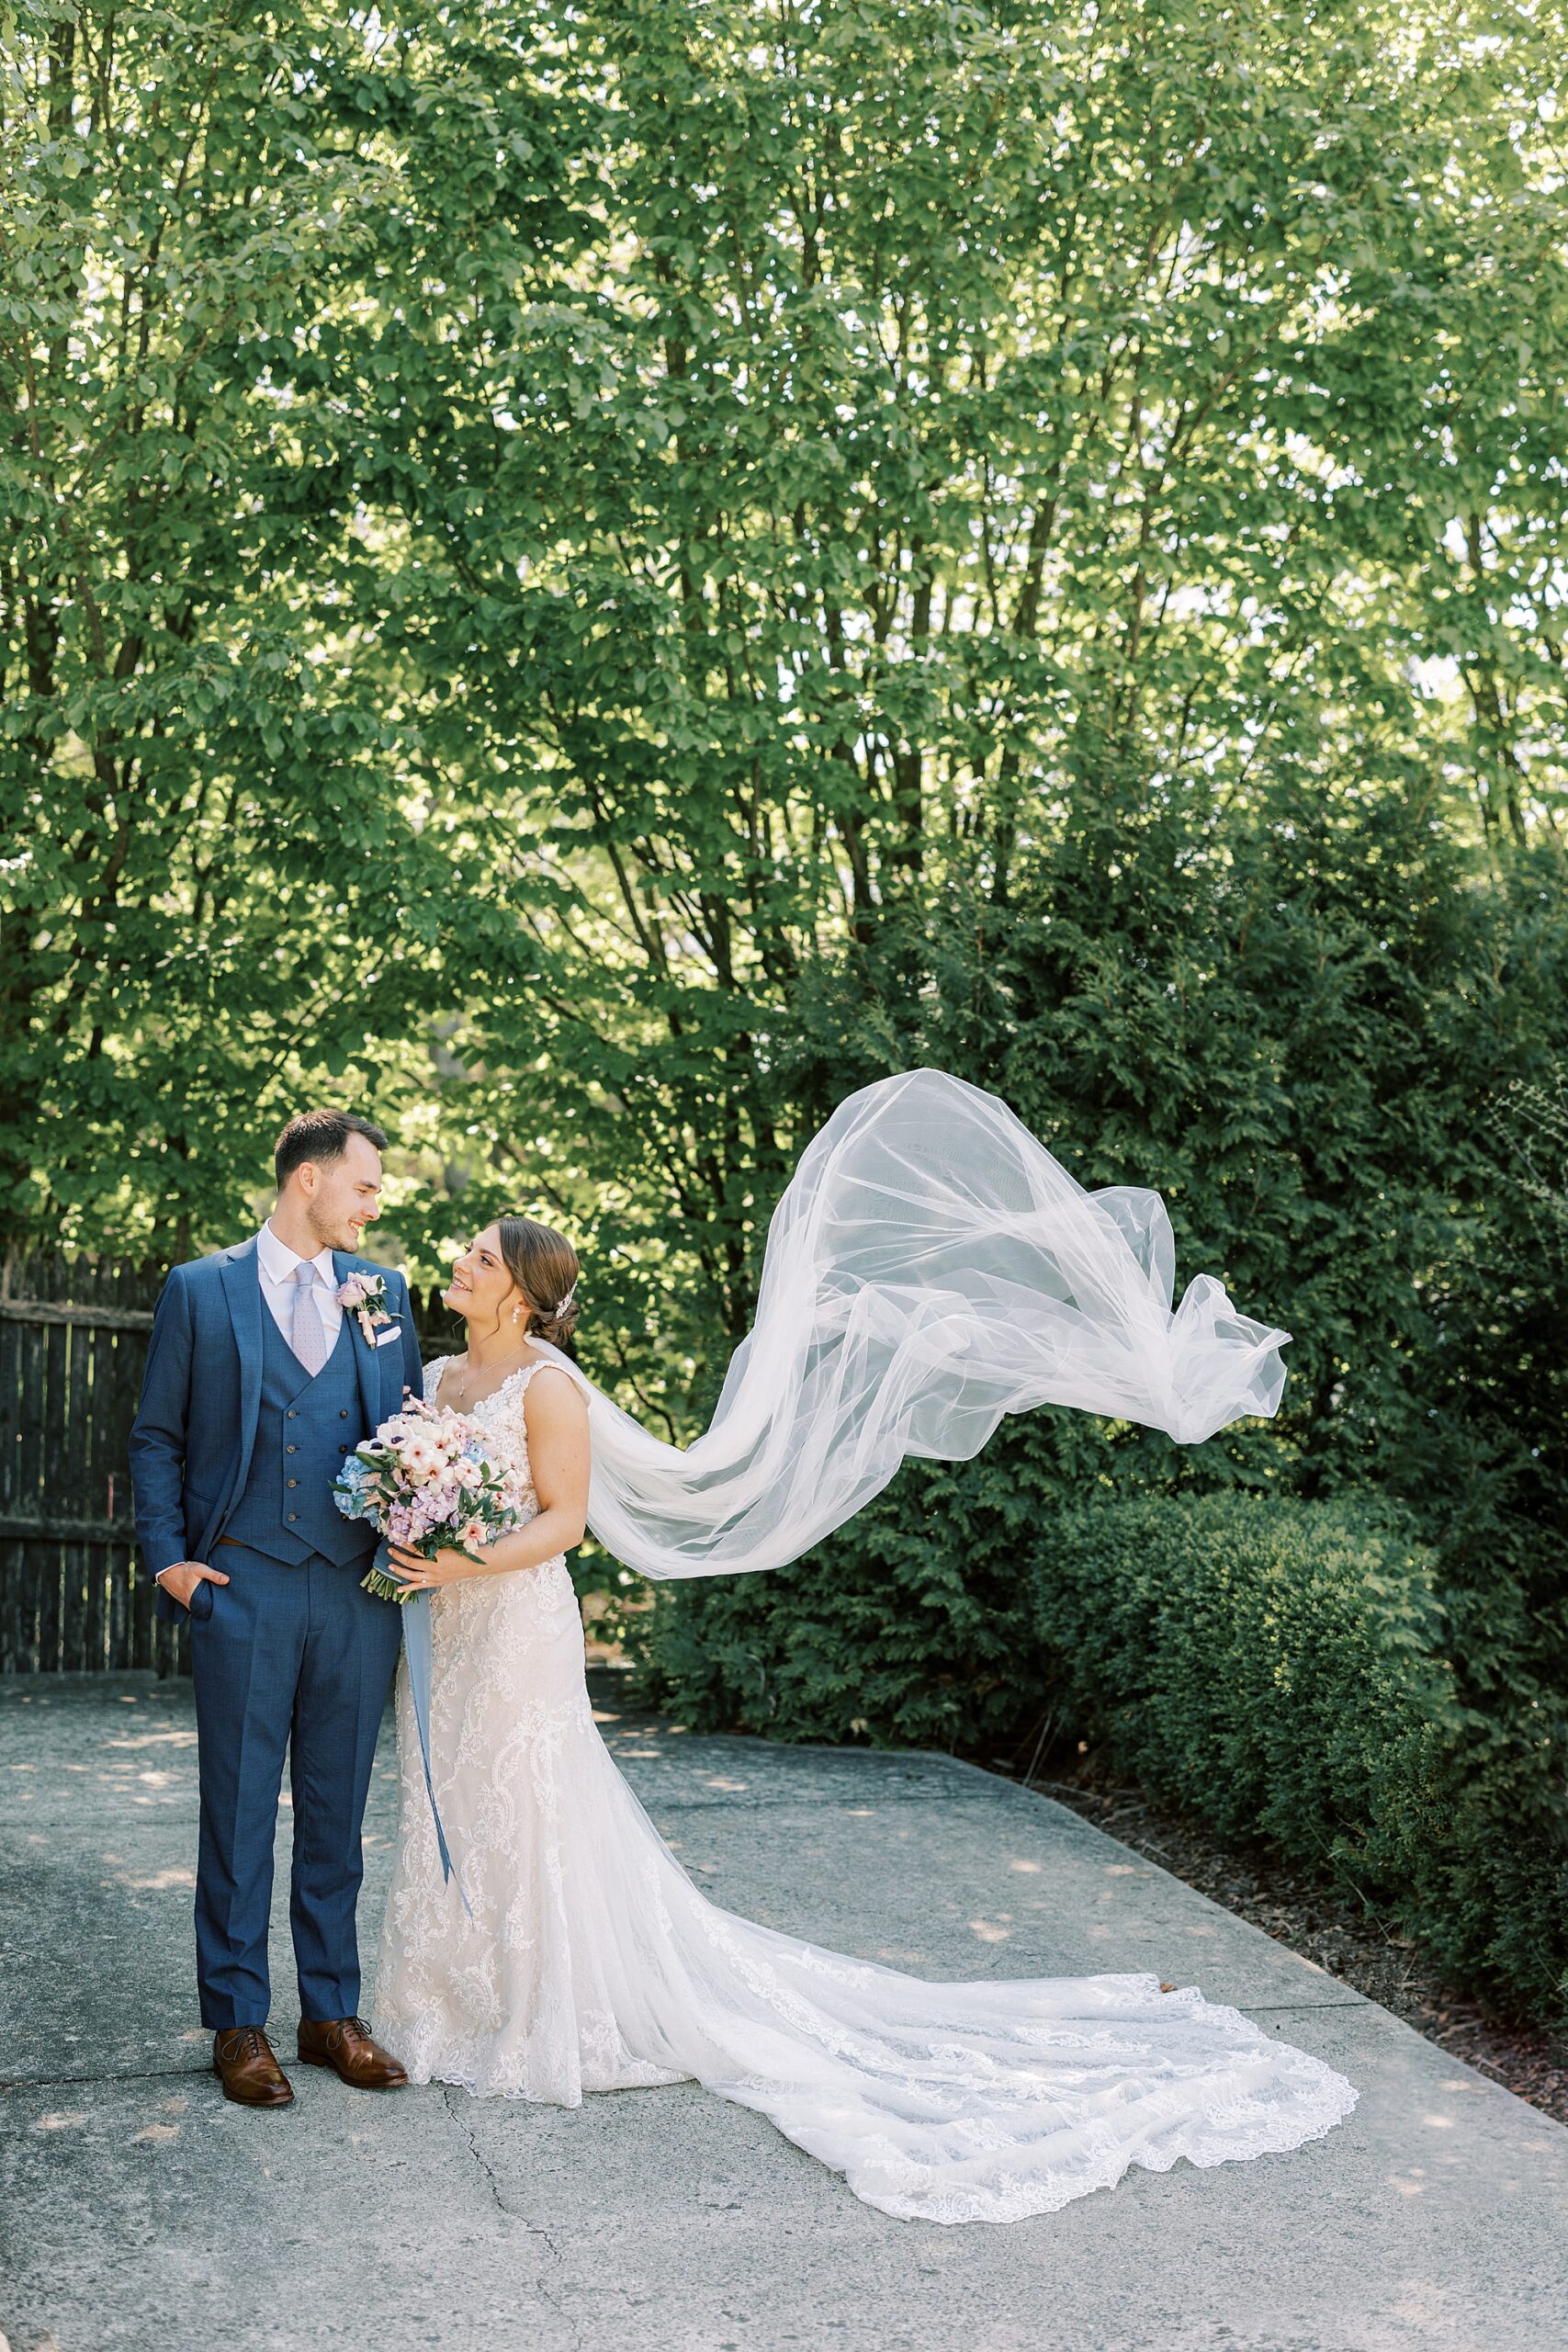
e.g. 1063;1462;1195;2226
129;1237;424;1624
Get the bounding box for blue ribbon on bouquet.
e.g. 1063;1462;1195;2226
378;1534;473;1923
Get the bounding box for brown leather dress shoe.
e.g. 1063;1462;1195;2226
297;2016;410;2089
212;2026;294;2107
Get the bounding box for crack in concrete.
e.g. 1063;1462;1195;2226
532;2272;582;2352
434;2089;592;2351
2;2061;212;2096
438;2085;569;2269
441;2083;511;2219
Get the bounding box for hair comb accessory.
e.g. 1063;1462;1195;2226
555;1284;577;1316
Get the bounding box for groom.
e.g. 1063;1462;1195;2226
130;1110;423;2107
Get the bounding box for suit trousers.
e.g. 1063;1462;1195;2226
188;1540;404;2029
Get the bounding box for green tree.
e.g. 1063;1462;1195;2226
0;2;535;1251
335;0;1568;1388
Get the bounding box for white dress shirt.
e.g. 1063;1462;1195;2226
255;1219;344;1352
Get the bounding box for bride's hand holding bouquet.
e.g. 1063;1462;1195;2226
385;1538;489;1590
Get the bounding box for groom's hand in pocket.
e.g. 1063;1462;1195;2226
155;1560;231;1612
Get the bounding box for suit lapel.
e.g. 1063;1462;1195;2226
333;1251;379;1433
220;1238;265;1493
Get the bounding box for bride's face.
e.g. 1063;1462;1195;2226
443;1223;524;1332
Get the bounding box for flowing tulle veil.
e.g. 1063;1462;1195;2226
526;1067;1291;1578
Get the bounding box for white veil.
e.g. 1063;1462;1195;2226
531;1068;1290;1579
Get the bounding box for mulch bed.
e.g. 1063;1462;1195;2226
985;1751;1568;2129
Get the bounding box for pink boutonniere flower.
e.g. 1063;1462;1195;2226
336;1270;399;1346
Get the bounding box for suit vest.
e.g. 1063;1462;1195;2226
224;1303;376;1566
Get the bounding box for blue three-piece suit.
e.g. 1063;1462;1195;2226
130;1237;423;2028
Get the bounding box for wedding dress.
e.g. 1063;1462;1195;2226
371;1354;1358;2227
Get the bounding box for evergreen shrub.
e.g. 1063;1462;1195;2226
1027;1493;1567;2028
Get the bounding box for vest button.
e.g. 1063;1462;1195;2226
340;1408;348;1418
287;1478;299;1489
288;1512;299;1522
286;1444;297;1455
287;1410;298;1420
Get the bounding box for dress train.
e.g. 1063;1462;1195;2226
372;1361;1357;2226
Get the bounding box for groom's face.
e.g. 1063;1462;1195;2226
300;1132;383;1253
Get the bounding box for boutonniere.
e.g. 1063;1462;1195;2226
336;1271;400;1346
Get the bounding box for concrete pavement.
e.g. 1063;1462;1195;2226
2;1672;1565;2352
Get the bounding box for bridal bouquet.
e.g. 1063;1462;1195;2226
333;1396;530;1600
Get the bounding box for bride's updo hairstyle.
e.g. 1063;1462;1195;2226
497;1214;581;1359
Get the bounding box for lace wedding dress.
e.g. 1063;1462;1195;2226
371;1355;1358;2227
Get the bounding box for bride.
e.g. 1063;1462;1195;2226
370;1069;1357;2226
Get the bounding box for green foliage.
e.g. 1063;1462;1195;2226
643;1432;1069;1753
0;1;529;1251
358;0;1568;1414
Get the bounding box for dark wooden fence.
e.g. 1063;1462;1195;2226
0;1251;458;1674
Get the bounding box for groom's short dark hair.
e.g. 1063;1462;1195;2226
274;1109;389;1189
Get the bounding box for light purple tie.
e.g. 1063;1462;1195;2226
289;1261;328;1375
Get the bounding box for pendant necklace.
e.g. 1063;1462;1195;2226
448;1347;528;1406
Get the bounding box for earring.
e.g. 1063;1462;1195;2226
511;1304;523;1325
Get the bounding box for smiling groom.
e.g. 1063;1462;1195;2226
130;1110;423;2107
